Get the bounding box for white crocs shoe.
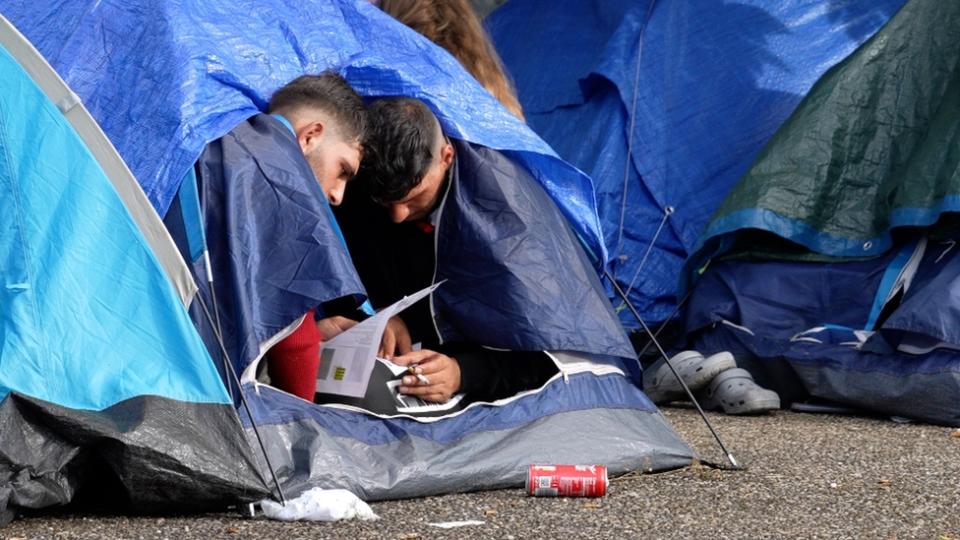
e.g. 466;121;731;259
643;351;736;404
698;368;780;415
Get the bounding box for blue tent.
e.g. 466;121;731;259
0;1;693;515
4;0;608;266
0;16;267;519
684;0;960;426
487;0;906;326
686;237;960;426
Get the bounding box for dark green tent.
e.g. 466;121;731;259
684;0;960;426
688;0;960;280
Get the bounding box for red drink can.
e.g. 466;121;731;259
526;464;608;497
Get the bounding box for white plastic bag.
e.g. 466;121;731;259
260;488;378;522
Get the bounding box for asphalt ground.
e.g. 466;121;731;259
4;408;960;539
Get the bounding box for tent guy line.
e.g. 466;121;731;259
606;270;741;470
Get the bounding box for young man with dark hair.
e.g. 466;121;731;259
266;73;368;206
335;97;569;405
357;98;447;209
166;71;369;401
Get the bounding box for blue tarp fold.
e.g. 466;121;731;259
686;237;960;425
488;0;906;324
432;141;634;359
164;114;368;377
5;0;608;265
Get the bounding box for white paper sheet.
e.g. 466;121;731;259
315;282;441;398
385;380;465;413
427;520;486;529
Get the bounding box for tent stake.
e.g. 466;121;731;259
605;272;741;470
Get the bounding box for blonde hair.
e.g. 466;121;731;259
379;0;525;121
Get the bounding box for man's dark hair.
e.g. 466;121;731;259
357;97;439;203
268;71;368;144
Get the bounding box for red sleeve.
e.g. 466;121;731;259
266;309;323;401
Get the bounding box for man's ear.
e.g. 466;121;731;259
440;140;455;169
297;120;325;153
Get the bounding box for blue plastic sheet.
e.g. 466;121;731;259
488;0;905;324
880;242;960;349
686;237;960;425
431;141;635;359
242;368;655;444
163;114;368;378
4;0;608;264
686;253;899;338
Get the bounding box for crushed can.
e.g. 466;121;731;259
526;464;608;497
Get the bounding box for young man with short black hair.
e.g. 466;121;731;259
165;71;369;401
336;97;569;405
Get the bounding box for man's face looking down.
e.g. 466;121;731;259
295;114;362;207
385;133;454;223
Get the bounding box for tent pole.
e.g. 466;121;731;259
195;295;288;505
633;288;692;360
187;175;285;503
605;271;741;470
197;182;236;404
614;0;659;260
204;255;238;404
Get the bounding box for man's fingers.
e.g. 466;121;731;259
381;316;412;359
335;316;358;332
397;330;413;355
392;349;436;366
414;356;448;375
398;384;438;397
398;384;450;403
401;375;430;386
398;374;446;392
317;316;359;341
380;330;396;359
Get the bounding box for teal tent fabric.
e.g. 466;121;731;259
0;44;229;410
0;20;267;519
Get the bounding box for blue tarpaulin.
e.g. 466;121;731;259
163;114;368;378
4;0;608;265
686;237;960;426
488;0;906;325
1;1;694;507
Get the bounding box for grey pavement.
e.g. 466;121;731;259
4;408;960;539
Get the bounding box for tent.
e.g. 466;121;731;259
685;0;960;426
0;0;693;518
0;16;268;521
5;0;609;266
487;0;906;327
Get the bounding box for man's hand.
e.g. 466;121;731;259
391;350;462;403
378;316;413;359
315;316;358;341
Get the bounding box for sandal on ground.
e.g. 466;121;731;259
697;368;780;415
643;351;736;404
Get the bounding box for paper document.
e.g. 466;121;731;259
316;282;441;398
385;380;465;414
377;357;411;377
